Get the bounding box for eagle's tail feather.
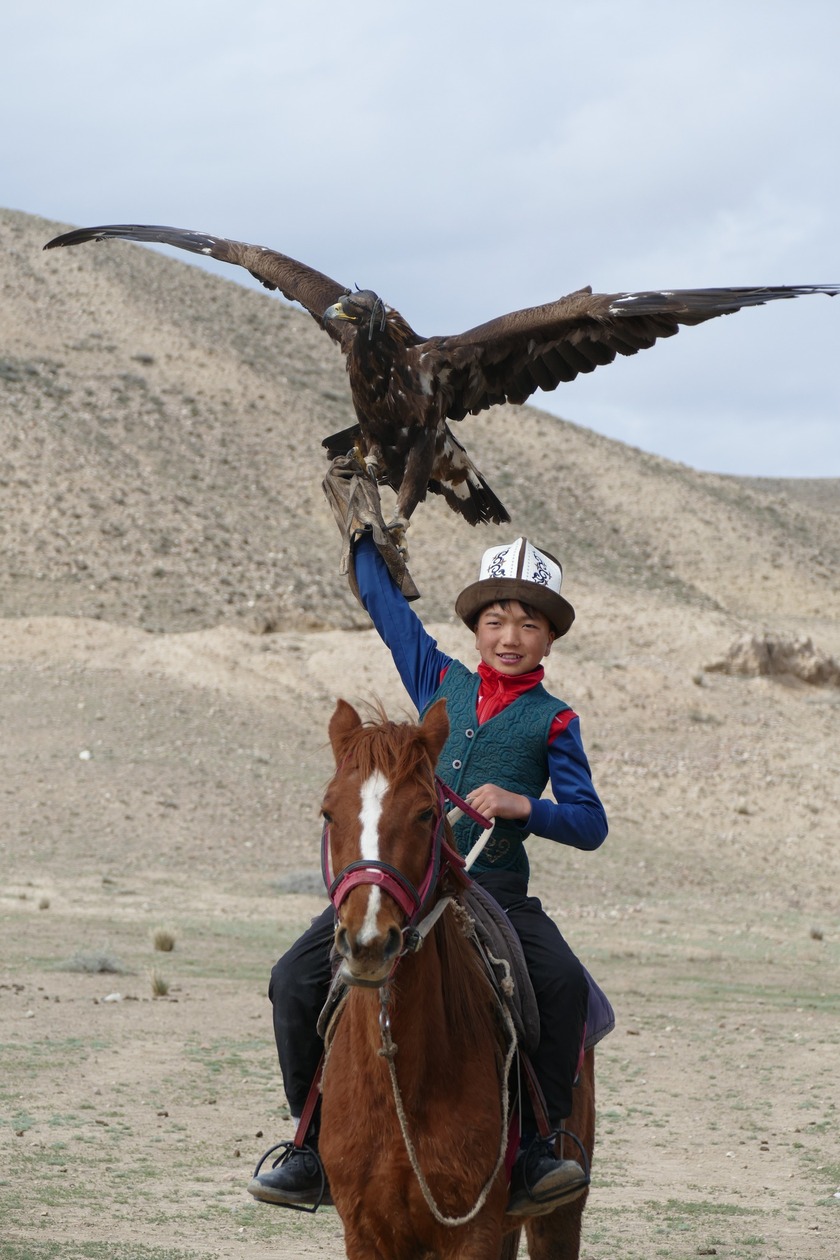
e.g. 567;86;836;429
427;469;510;526
429;427;510;525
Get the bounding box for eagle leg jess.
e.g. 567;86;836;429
363;448;382;479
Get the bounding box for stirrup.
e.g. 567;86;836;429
515;1128;591;1212
251;1139;329;1214
555;1124;591;1179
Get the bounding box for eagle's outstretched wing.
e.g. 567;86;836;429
428;284;840;421
43;224;839;527
44;224;353;347
45;228;838;404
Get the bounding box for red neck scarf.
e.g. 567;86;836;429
475;660;545;725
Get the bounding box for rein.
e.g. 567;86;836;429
376;975;518;1228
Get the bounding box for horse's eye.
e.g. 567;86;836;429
321;809;333;825
417;807;435;824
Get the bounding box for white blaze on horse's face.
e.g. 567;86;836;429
356;770;389;945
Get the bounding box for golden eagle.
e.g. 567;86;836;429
44;224;838;530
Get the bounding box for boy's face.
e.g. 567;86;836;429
473;601;555;676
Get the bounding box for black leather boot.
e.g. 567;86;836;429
507;1135;589;1217
248;1135;332;1208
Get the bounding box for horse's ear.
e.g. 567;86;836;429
329;699;362;764
420;698;449;764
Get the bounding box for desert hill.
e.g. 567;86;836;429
2;206;838;636
2;206;839;1259
2;197;839;913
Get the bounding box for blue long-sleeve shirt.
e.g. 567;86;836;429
354;534;608;853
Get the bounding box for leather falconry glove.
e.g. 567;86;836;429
322;455;421;602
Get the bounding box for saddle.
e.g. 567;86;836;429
460;881;615;1057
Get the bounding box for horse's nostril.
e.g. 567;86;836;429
335;926;350;959
383;926;402;961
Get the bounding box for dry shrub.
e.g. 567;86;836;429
55;950;130;974
152;927;176;952
150;970;170;997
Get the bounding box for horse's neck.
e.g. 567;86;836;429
359;919;498;1102
393;944;451;1039
348;939;455;1086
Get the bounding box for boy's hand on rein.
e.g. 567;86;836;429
465;784;531;823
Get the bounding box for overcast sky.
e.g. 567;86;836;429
4;0;838;477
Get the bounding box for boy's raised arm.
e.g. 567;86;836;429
352;534;452;713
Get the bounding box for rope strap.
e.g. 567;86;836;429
377;966;518;1228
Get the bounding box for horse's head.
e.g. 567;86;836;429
322;698;450;987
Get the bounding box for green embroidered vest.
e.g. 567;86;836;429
422;661;569;878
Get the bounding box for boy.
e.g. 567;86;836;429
250;530;607;1216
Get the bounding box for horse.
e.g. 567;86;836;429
317;697;596;1260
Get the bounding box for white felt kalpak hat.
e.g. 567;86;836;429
455;538;575;637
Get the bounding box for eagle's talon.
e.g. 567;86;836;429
386;516;411;560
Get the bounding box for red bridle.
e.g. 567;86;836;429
321;778;486;931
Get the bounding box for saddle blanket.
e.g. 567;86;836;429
461;882;615;1054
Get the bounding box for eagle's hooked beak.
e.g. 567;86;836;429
323;295;353;326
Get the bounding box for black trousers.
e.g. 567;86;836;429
269;868;588;1129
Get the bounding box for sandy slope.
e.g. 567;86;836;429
1;207;838;1259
